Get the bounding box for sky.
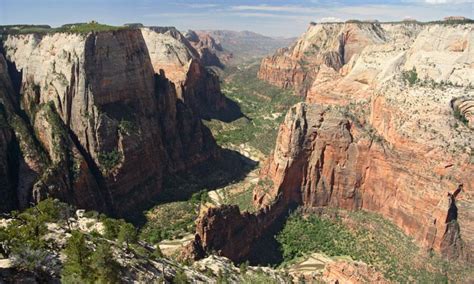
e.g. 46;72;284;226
0;0;473;37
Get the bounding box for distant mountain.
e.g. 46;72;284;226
196;30;295;64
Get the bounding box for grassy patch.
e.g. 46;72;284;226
139;200;198;243
204;60;302;155
277;209;470;282
224;186;255;212
57;22;125;34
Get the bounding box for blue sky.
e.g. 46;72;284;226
1;0;473;37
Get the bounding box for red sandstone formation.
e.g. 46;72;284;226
193;21;474;264
321;260;389;284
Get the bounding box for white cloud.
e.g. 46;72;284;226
423;0;474;3
318;17;343;22
230;5;319;14
187;3;219;8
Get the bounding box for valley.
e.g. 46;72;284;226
0;17;473;283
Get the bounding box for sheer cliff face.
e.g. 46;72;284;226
0;55;18;212
258;103;473;259
255;22;474;260
0;29;217;215
194;22;473;263
258;22;390;95
185;30;224;68
141;27;236;121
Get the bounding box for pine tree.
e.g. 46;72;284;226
90;242;121;284
61;231;93;283
117;223;137;249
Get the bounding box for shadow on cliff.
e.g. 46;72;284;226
202;96;245;123
128;148;257;225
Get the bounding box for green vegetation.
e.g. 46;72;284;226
277;214;359;261
240;267;285;284
0;199;72;279
62;231;121;283
90;242;121;283
98;150;122;173
1;199;73;255
101;216;137;246
118;119;136;136
0;25;52;35
139;192;207;243
276;210;471;282
454;108;469;126
62;231;94;282
57;22;125;34
10;247;59;280
173;268;189;284
223;185;255;212
117;222;138;249
0;22;126;35
402;67;419;86
204;60;301;155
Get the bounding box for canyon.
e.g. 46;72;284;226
0;26;239;216
192;21;474;269
0;18;473;283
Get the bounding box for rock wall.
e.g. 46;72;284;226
258;22;390;95
141;27;240;121
185;30;224;68
258;22;378;95
194;22;474;263
258;103;473;259
0;55;18;212
0;29;218;215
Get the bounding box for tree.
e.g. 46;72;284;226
117;223;137;249
102;218;121;240
62;231;93;282
90;242;121;284
173;268;189;284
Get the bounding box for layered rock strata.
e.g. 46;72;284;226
141;27;240;121
193;21;474;264
185;30;224;68
0;29;218;215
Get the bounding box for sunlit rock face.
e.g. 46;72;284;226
141;27;240;121
193;22;473;263
0;29;218;215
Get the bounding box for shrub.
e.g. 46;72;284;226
152;246;164;259
239;261;249;274
98;150;122;173
10;247;60;279
453;108;468;125
173;268;189;284
118;119;136;135
402;67;418;86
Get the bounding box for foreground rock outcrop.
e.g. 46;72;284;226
0;28;224;215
